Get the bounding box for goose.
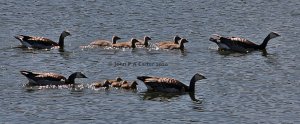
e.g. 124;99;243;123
137;73;206;93
136;36;152;47
159;38;188;50
90;35;121;47
20;70;87;86
156;35;181;46
112;38;140;49
121;81;138;89
92;80;110;89
14;30;71;49
209;32;280;52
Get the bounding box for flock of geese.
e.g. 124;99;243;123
15;30;280;96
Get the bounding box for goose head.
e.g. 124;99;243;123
188;73;206;92
144;36;152;41
180;38;189;43
209;34;221;43
131;38;139;44
61;30;71;38
192;73;206;81
116;77;123;82
112;35;121;41
131;39;140;48
174;35;181;44
73;72;87;78
269;32;280;39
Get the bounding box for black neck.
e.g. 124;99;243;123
188;75;197;92
144;40;149;47
259;34;271;50
131;42;136;48
179;41;185;50
67;73;77;84
58;34;65;49
112;38;117;44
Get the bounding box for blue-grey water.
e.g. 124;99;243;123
1;0;300;123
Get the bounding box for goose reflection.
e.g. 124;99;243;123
139;91;201;102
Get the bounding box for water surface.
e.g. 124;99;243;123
0;0;299;123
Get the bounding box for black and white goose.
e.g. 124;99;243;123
90;35;121;47
209;32;280;52
136;36;152;47
137;73;206;93
20;70;87;86
14;30;71;49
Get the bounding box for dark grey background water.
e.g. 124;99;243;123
0;0;299;123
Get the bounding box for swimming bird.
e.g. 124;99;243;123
209;32;280;52
121;81;138;89
106;77;123;84
14;30;71;49
137;73;206;93
20;70;87;86
92;80;110;89
111;80;123;87
159;38;188;50
112;38;140;49
90;35;121;47
136;36;152;47
156;35;181;46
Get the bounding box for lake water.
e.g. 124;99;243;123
0;0;300;123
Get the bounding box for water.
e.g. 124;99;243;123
1;0;299;123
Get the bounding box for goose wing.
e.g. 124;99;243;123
112;42;131;48
17;35;58;46
90;40;111;46
220;36;257;48
159;43;179;49
137;76;187;90
34;72;66;81
156;41;174;46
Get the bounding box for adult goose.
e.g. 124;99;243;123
136;36;151;47
159;38;188;50
90;35;121;47
112;38;140;49
209;32;280;52
156;35;181;46
137;73;206;93
20;70;87;86
14;30;71;49
121;81;138;89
